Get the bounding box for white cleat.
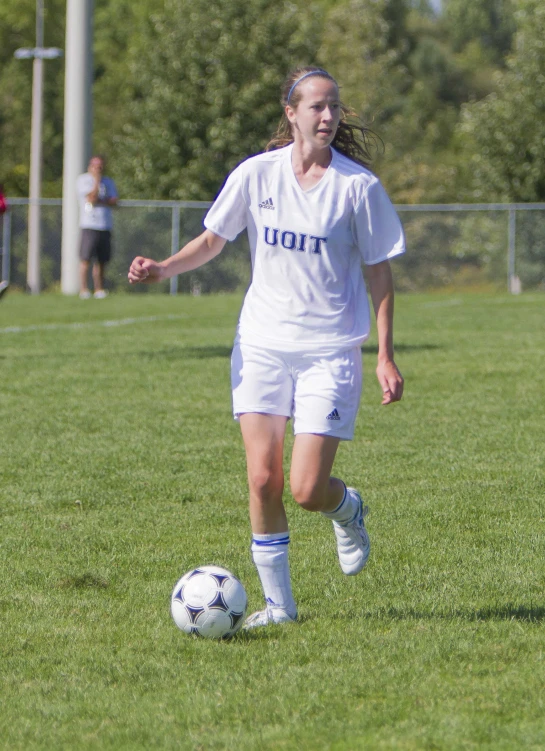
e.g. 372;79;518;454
332;488;370;575
243;607;297;630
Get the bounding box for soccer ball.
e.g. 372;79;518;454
170;565;248;639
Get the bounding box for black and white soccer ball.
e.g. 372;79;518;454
170;565;248;639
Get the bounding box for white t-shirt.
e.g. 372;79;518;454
77;173;118;231
204;144;405;353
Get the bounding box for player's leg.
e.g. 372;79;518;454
239;413;298;627
240;412;288;534
231;340;297;627
290;434;369;575
290;347;370;575
290;433;343;513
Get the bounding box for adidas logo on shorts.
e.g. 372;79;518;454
326;408;341;421
259;197;275;210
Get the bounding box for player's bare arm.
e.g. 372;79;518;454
128;229;226;284
366;259;404;405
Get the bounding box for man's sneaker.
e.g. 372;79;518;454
79;290;91;300
93;290;108;299
332;488;370;575
243;607;297;630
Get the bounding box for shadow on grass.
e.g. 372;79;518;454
217;605;545;641
137;343;442;361
136;345;233;360
5;344;234;362
471;603;545;622
237;606;545;634
7;343;440;362
230;614;308;642
57;572;109;589
362;343;441;354
362;603;545;623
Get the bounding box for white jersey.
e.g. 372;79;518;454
204;143;405;353
77;173;118;231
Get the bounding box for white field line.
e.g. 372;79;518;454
0;314;187;335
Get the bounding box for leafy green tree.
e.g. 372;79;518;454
92;0;154;162
318;0;522;203
0;0;157;197
110;0;322;200
0;0;529;208
458;0;545;201
0;0;65;196
319;0;410;136
320;0;470;201
443;0;515;63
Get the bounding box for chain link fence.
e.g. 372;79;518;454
2;199;545;294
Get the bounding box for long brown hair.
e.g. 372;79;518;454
266;66;381;169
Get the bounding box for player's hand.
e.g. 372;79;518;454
376;358;404;405
128;257;165;284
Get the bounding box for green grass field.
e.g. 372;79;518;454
1;290;544;751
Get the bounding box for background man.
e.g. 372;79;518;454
77;155;118;299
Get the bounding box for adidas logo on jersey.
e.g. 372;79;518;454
259;197;275;210
326;408;341;421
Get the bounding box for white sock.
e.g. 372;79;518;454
321;484;359;525
251;532;297;618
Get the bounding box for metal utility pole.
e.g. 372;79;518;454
14;0;63;294
61;0;94;296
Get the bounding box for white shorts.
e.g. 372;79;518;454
231;340;363;440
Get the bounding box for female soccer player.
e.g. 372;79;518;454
128;66;405;628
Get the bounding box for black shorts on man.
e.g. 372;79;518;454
80;229;112;263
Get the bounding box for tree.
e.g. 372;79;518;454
458;0;545;201
92;0;153;162
0;0;65;196
443;0;515;64
0;0;527;207
319;0;410;136
110;0;322;200
319;0;474;202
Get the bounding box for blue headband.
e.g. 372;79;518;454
286;70;332;104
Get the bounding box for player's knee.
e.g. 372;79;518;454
290;479;323;511
248;467;284;502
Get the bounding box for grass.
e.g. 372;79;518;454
1;290;544;750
